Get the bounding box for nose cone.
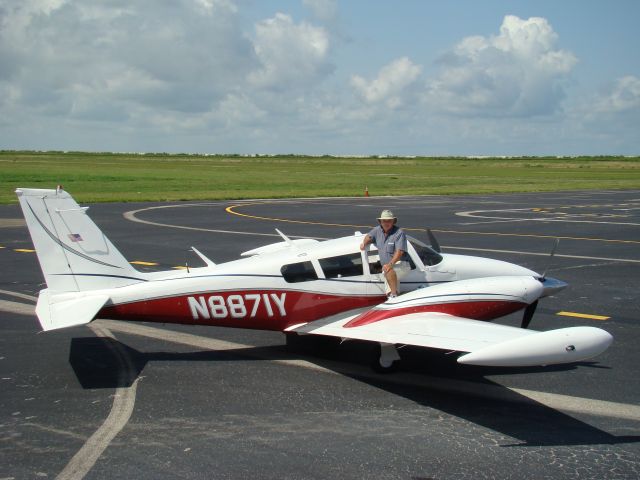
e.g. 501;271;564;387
540;276;569;297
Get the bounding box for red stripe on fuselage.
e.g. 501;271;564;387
98;290;385;331
344;300;528;328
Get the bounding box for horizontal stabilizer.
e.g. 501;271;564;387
36;289;109;331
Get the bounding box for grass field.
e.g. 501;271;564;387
1;151;639;204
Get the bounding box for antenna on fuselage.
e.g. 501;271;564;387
275;228;294;247
190;246;216;267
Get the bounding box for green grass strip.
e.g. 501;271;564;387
1;151;639;204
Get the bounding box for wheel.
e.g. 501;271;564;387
370;343;401;373
370;357;399;373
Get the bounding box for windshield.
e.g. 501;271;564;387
409;238;443;266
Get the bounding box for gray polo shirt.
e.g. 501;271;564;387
367;225;408;265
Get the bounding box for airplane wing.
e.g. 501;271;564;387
288;312;613;367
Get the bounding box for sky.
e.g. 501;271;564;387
1;0;639;156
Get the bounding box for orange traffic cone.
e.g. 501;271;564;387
364;186;369;197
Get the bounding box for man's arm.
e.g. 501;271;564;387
359;234;372;251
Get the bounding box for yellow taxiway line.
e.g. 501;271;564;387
557;311;610;321
129;260;159;266
225;203;371;229
225;203;640;245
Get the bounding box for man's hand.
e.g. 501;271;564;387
383;249;404;274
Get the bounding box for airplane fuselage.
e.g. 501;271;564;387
95;234;541;331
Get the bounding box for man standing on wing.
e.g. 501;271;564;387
360;210;410;298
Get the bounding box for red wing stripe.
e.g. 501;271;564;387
344;300;528;327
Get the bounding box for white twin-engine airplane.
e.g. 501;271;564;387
17;187;613;371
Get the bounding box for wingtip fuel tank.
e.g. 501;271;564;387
457;326;613;367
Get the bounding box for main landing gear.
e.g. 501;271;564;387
286;334;401;373
371;342;401;373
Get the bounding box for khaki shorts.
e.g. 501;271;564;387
383;261;411;294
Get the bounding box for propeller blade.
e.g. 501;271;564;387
427;229;441;253
521;300;538;329
541;238;560;279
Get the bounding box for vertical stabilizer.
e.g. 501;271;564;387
16;188;143;292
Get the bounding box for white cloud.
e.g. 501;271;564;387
0;0;254;121
593;75;640;113
424;15;578;117
248;13;332;90
351;57;422;108
217;93;267;126
567;75;640;148
0;3;635;156
303;0;338;23
0;0;344;152
193;0;237;15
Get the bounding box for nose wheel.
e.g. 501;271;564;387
371;343;401;373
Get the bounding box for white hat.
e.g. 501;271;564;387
377;209;396;220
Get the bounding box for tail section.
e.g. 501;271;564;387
16;187;143;293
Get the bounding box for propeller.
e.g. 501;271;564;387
541;238;560;280
426;229;441;253
521;238;560;329
521;300;538;329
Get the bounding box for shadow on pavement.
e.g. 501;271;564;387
69;335;639;448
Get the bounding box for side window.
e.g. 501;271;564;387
319;253;364;279
281;261;318;283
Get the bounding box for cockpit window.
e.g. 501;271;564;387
281;261;319;283
409;239;443;266
319;253;364;279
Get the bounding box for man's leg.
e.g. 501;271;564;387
384;268;398;296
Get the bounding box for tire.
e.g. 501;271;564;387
370;343;400;373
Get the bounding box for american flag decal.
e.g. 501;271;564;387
68;233;83;242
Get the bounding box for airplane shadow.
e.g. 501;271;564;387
69;336;640;448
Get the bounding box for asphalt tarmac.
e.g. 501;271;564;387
1;190;639;479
